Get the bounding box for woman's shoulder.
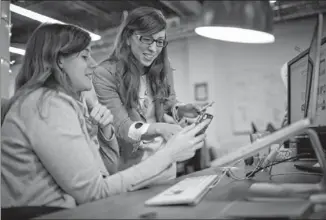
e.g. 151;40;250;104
7;88;79;123
27;88;83;112
93;59;123;86
95;59;122;77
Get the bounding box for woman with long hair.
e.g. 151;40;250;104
1;23;209;208
93;7;203;171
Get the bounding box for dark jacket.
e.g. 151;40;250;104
93;60;178;170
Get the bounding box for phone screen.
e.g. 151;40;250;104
195;113;213;136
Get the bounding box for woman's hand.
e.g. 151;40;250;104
165;119;211;162
89;103;114;129
87;100;114;139
177;103;202;119
163;113;177;124
145;123;182;142
84;89;114;130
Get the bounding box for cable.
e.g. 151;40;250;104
245;153;312;178
245;157;265;179
213;153;312;181
219;156;298;181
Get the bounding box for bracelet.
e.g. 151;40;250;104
172;103;185;122
172;105;180;122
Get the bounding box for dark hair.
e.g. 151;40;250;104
106;6;171;109
4;23;91;118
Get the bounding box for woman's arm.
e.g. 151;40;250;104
26;95;173;205
82;88;120;173
82;84;115;141
93;65;139;143
98;125;120;174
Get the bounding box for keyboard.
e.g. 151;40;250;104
145;174;221;206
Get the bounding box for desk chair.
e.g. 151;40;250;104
1;206;66;220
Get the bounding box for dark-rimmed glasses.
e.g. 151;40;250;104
136;34;168;48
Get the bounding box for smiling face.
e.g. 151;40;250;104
129;30;166;67
59;46;96;92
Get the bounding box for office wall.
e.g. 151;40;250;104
168;17;326;152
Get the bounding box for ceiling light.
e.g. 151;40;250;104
269;0;277;3
9;46;25;55
195;1;275;44
10;4;101;41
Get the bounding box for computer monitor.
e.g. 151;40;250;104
211;14;324;168
288;16;325;129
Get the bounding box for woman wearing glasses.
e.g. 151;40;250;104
93;7;203;174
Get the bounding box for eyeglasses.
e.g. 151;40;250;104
136;35;168;48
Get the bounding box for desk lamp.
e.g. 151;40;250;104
195;1;275;44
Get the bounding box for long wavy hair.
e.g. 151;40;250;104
3;23;91;119
105;6;171;109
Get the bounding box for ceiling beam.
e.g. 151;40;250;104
274;7;326;22
160;0;202;17
67;1;114;22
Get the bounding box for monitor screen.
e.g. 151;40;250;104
288;20;326;128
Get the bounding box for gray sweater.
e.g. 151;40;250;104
1;88;172;208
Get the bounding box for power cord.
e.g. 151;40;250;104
245;153;311;178
214;153;313;181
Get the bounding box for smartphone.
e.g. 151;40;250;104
195;113;213;136
200;101;215;113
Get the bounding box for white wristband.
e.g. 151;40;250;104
128;121;150;141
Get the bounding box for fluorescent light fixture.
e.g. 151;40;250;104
9;4;101;41
9;46;25;55
195;1;275;44
195;27;275;44
270;0;277;3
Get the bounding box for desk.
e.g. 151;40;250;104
37;162;325;219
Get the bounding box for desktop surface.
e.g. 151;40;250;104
36;161;323;219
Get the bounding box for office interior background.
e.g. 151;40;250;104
1;0;326;157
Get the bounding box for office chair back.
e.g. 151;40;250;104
1;206;66;220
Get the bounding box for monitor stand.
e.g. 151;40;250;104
250;128;326;195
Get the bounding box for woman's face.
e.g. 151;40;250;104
129;30;166;67
59;46;96;92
